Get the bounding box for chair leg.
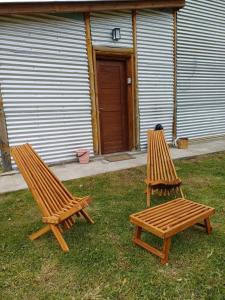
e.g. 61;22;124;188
204;218;212;235
147;185;151;207
29;225;51;241
63;217;74;230
179;187;184;198
50;224;69;252
80;209;94;224
134;226;142;240
160;238;171;265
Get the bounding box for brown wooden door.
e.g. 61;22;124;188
97;58;129;154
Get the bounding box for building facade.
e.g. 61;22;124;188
0;0;224;170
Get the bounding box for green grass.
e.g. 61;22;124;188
0;152;225;300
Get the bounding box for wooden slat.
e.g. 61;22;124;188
11;143;94;251
133;237;164;258
25;145;70;207
143;201;196;222
157;206;209;229
133;198;183;218
164;209;215;238
130;216;165;238
19;145;63;214
21;146;62;213
145;129;182;203
11;146;51;216
159;207;213;230
25;144;73;200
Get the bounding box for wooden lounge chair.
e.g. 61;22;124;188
145;129;184;207
11;144;94;252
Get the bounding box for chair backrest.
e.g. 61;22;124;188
147;130;179;183
11;144;74;217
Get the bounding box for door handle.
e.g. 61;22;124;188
99;107;104;111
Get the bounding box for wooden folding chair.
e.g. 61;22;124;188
145;130;184;207
11;144;94;252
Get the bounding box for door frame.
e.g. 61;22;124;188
93;46;137;155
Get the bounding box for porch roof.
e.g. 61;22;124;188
0;0;185;14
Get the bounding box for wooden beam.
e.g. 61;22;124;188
132;10;139;150
94;46;133;56
126;55;135;150
85;13;99;154
172;11;177;140
0;91;12;172
0;1;186;14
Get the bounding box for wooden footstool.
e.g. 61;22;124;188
130;198;215;264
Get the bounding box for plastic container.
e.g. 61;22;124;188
75;149;90;164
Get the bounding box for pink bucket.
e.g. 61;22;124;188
76;149;90;164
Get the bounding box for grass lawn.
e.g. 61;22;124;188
0;152;225;300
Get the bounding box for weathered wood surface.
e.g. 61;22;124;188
0;93;12;172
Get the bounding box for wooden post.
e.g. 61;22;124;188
172;11;177;141
85;13;99;154
132;10;140;150
0;90;12;172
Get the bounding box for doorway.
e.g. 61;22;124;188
96;57;129;154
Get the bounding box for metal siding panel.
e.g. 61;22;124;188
0;13;94;165
137;9;174;150
90;10;133;48
177;0;225;138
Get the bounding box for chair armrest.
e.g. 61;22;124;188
42;216;59;224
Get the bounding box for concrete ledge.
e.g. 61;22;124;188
0;138;224;194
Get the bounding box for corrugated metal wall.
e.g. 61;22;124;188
136;9;174;149
90;11;133;48
177;0;225;138
0;13;93;165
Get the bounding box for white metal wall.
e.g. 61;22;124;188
90;11;133;48
0;13;93;165
177;0;225;138
137;9;174;149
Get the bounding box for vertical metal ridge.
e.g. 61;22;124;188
177;0;225;138
90;10;133;48
0;13;94;165
137;9;174;150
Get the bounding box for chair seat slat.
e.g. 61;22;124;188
146;130;183;206
25;144;71;208
19;146;60;215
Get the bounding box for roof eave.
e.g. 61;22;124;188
0;0;186;14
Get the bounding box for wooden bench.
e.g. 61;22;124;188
11;143;94;252
130;198;215;264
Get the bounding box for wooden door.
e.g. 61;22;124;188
97;58;129;154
